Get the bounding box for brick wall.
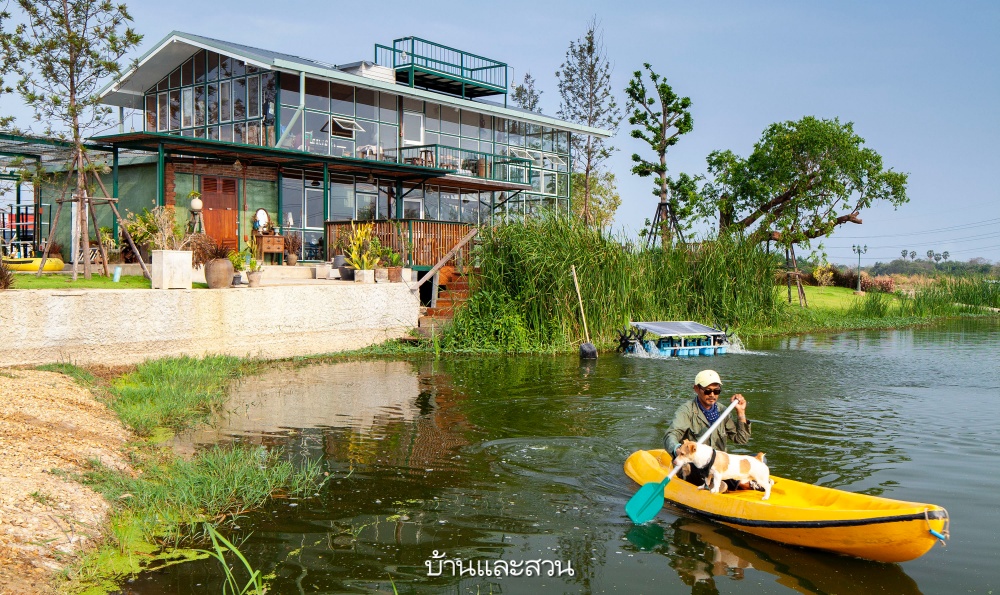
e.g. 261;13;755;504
166;160;279;205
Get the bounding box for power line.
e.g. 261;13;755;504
824;231;1000;251
831;217;1000;239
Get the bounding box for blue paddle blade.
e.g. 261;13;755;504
625;477;670;524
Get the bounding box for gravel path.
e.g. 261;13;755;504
0;369;131;594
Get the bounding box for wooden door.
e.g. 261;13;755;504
201;177;238;249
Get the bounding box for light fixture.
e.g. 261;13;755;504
233;158;243;171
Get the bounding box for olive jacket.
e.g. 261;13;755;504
663;398;752;457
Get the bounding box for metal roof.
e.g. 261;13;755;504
99;31;614;138
630;321;727;337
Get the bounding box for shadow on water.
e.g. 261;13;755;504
129;319;1000;593
626;518;922;595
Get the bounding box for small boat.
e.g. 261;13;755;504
616;321;731;357
2;257;65;272
624;449;949;563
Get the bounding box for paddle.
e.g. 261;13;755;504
625;399;741;524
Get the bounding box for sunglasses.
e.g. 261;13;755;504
700;387;721;396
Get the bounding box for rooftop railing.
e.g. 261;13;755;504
375;37;507;98
395;144;531;185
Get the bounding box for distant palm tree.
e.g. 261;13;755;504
909;250;916;260
933;253;942;263
942;251;950;261
926;250;935;260
901;249;908;260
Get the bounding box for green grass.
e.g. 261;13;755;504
11;273;152;289
796;285;860;310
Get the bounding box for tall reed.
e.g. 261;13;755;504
444;216;780;352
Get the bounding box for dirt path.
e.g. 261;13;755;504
0;369;131;594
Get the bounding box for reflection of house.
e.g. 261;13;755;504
66;32;613;267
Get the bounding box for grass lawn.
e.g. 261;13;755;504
11;273;152;289
798;285;865;310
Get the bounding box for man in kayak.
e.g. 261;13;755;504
664;369;752;491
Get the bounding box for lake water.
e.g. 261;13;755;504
129;318;999;594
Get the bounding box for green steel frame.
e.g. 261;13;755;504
375;37;507;104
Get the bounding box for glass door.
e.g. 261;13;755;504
402;111;424;146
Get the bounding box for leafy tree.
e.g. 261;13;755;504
933;252;942;263
901;249;908;261
625;63;694;245
942;250;949;261
909;250;916;260
570;170;620;230
926;249;935;260
556;18;621;226
9;0;141;279
0;8;19;129
511;72;543;114
701;117;909;249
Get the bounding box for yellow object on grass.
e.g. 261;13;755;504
2;257;65;272
624;449;948;563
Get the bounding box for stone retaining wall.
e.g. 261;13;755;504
0;284;419;367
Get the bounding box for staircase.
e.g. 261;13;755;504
418;269;472;337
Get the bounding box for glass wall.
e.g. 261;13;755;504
144;49;276;144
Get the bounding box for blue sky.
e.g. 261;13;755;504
4;0;997;265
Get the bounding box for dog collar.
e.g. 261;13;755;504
694;447;717;471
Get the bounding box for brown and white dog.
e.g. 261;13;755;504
672;440;774;500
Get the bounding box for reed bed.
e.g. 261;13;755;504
444;216;781;352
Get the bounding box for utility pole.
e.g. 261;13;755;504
852;244;868;291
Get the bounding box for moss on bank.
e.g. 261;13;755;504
51;356;323;594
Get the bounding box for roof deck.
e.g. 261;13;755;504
375;37;507;100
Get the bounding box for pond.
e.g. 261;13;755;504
130;318;999;594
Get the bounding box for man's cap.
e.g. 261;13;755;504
694;370;722;387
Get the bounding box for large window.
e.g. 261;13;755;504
144;49;275;145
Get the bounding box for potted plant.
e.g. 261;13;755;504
371;236;389;282
228;248;246;286
345;222;376;283
332;234;348;269
148;206;193;289
244;236;264;287
192;234;233;289
284;231;302;266
386;250;404;282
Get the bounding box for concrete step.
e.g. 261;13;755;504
417;316;452;337
261;264;323;280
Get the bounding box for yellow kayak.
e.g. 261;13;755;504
625;449;948;563
2;257;65;271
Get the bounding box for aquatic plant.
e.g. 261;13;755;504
200;524;266;595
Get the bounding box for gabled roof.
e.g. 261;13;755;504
100;31;613;139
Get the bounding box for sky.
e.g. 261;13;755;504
3;0;997;265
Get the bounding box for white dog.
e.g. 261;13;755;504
672;439;774;500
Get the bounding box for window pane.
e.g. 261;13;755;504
508;120;523;146
379;92;398;124
441;105;459;136
542;127;554;152
280;108;303;150
440;134;459;149
425;102;440;132
194;127;205;138
207;83;219;125
329;177;355;220
220;81;231;122
207;51;219;81
526;124;542;149
379;123;398;160
280;72;299;107
494;118;508;144
304;111;330;154
425;131;439;146
460;109;478;138
303;230;324;260
355;120;377;159
440;188;460;221
220;55;233;79
356;88;376;120
424;186;439;220
232;77;247;120
330;137;354;158
356;193;376;220
261;73;276;121
181;87;193;128
168;90;180;130
194;50;206;84
402;97;422;113
246;121;260;145
169;67;180;89
377;187;389;220
331;82;353;116
305;187;324;228
460;192;479;223
208;126;219;140
305;77;329;112
234;121;245;144
194;85;205;126
402;112;422;145
247;76;260;118
220;123;233;142
145;95;156;131
555;131;569;155
544;171;556;195
479;114;492;141
231;59;246;78
180;58;192;87
156;76;166;92
281;173;303;228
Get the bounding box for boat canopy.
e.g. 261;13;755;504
630;321;726;338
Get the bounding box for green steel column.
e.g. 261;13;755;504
323;162;329;260
112;147;119;242
156;143;165;207
395;179;403;219
490;191;495;225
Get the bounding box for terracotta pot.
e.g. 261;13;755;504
375;268;389;282
247;270;263;288
204;258;234;289
387;266;403;282
286;253;298;266
354;269;375;284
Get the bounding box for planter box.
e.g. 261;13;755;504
354;269;375;284
151;250;193;289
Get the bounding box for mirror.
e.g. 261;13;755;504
253;208;271;232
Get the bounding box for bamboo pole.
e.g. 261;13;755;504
571;264;590;344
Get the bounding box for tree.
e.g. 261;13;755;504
10;0;141;279
0;8;19;129
570;170;621;229
926;249;935;260
901;249;908;261
511;72;543;114
701;117;909;249
556;18;621;226
909;250;916;260
933;252;942;263
625;63;694;245
942;251;949;261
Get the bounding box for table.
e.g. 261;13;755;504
256;233;284;264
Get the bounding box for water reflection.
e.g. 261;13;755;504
626;518;922;595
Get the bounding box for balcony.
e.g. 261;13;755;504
395;144;531;186
375;37;507;100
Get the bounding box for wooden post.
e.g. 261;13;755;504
571;264;591;344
